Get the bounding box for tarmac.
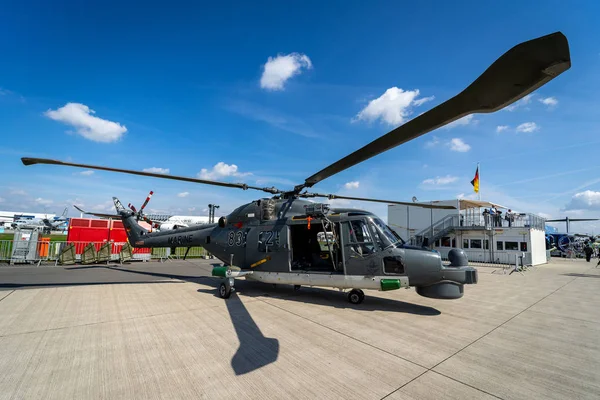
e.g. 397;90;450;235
0;258;598;399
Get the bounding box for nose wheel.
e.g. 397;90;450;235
219;278;235;299
348;289;365;304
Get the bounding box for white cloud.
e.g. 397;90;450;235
413;95;435;106
564;190;600;211
539;96;558;107
10;189;27;196
92;200;114;212
354;87;433;126
79;170;94;176
35;197;53;205
449;138;471;152
198;162;251;180
260;53;312;90
142;167;170;175
177;192;189;198
422;175;458;185
44;103;127;143
496;125;509;133
424;136;440;148
516;122;539;133
506;94;533;111
456;192;478;200
344;181;360;189
443;114;477;130
0;88;10;96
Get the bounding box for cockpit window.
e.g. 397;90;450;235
347;219;376;256
369;217;405;249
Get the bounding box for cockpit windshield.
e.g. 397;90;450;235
369;217;405;249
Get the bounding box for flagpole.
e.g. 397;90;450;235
478;162;481;201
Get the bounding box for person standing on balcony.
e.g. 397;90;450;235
506;209;514;227
482;209;490;229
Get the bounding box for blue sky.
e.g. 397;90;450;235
1;1;600;233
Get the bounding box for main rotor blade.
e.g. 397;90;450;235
546;218;599;222
299;32;570;190
21;158;282;194
303;193;456;209
73;205;120;219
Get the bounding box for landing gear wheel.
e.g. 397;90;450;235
294;285;301;291
219;279;233;299
348;289;365;305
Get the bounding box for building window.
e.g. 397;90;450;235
463;239;469;249
435;239;440;247
485;239;489;250
520;242;528;252
452;239;456;248
441;236;451;247
470;239;482;249
505;241;519;251
497;241;504;251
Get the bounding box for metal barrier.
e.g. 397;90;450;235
0;240;208;265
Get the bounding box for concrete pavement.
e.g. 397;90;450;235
0;258;598;399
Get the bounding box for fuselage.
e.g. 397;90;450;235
120;197;477;299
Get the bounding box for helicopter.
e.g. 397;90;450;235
21;32;570;304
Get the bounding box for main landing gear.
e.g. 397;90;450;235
347;289;365;305
219;278;235;299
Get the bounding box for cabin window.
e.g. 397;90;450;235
441;237;451;247
470;239;482;249
347;219;376;256
383;256;405;274
497;241;504;251
463;239;469;249
520;242;528;251
505;241;519;251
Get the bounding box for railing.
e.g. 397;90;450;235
0;240;209;265
460;212;545;230
411;214;460;246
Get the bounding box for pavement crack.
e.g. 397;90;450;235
0;290;15;303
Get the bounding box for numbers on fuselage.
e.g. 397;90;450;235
258;230;280;252
227;230;247;247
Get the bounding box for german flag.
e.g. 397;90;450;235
470;166;479;193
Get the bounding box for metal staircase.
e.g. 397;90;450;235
411;214;460;247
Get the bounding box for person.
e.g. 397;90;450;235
489;207;496;227
584;241;594;262
506;209;514;227
493;207;502;227
482;209;490;229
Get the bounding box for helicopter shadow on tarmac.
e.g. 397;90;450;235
89;264;279;376
95;264;439;375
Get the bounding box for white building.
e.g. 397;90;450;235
388;199;547;266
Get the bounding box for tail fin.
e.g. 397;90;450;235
113;197;149;244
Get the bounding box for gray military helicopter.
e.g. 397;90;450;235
22;32;570;304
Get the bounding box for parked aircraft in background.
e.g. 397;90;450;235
11;207;69;232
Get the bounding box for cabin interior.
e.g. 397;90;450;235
290;222;343;273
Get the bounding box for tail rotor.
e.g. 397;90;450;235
128;191;159;231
